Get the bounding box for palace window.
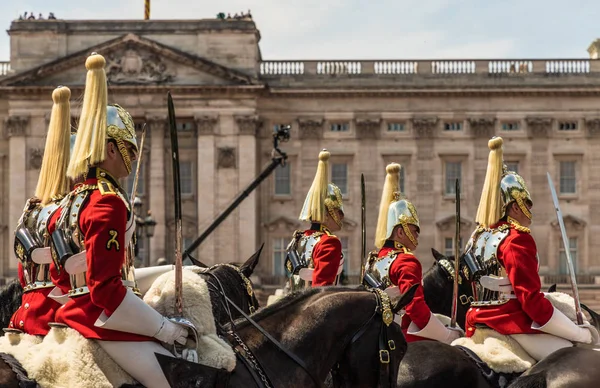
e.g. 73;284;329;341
272;237;287;275
559;161;576;194
558;121;578;131
444;122;463;131
180;161;194;196
274;163;291;196
183;238;195;266
501;122;520;131
559;237;578;275
505;161;519;174
332;163;348;195
444;237;464;258
330;122;350;132
387;122;406;132
445;161;462;196
176;120;196;132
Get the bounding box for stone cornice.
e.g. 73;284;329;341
468;117;496;138
525;117;553;137
297;118;324;139
3;115;30;138
550;214;586;231
412;116;438;139
436;214;472;231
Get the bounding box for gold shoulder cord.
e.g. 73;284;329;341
507;216;531;234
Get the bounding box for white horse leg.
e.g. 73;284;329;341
97;340;174;388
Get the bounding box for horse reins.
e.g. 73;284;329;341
204;269;322;388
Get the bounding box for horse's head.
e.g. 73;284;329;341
201;244;263;326
423;248;474;329
332;284;419;388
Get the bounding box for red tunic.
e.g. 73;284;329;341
465;221;554;337
48;174;151;342
305;228;342;287
383;245;433;343
8;262;61;336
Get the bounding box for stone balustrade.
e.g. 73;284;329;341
260;59;596;76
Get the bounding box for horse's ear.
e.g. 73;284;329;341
392;283;419;314
241;242;263;278
431;248;446;263
547;284;557;293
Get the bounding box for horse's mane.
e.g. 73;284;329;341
231;286;360;330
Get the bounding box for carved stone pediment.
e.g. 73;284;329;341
145;116;168;136
217;147;236;169
412;117;438;139
550;214;586;231
525;117;552;138
235;115;261;136
28;148;44;170
262;216;301;232
341;217;358;231
584;118;600;138
4;116;29;138
355;118;381;139
469;117;496;138
106;46;174;85
435;214;472;231
195;115;219;136
298;118;324;139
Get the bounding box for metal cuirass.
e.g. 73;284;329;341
363;250;399;290
285;231;324;292
464;225;512;306
14;199;60;292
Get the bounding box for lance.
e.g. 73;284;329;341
360;173;367;281
167;92;184;316
126;124;146;268
547;172;584;325
450;179;461;328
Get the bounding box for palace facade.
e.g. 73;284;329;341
1;18;600;305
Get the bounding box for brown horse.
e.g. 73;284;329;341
157;285;419;388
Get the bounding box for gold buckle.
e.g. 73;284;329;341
388;340;396;350
460;295;469;305
379;350;390;364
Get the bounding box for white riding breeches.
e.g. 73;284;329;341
510;333;573;361
97;340;174;388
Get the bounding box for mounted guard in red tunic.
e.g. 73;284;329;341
363;163;464;344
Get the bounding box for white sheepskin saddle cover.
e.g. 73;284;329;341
0;266;236;388
452;292;589;374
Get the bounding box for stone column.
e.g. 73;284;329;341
412;117;438;258
195;115;218;264
235;115;261;260
147;116;167;264
469;117;496;215
526;117;552;267
5;115;29;277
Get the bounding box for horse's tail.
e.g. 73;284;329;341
509;373;546;388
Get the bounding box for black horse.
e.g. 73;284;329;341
0;279;23;332
398;250;600;388
0;246;263;388
157;285;419;388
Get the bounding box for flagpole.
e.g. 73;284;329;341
144;0;150;20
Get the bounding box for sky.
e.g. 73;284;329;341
0;0;599;61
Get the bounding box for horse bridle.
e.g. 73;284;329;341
207;263;259;314
438;257;475;306
331;288;398;388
